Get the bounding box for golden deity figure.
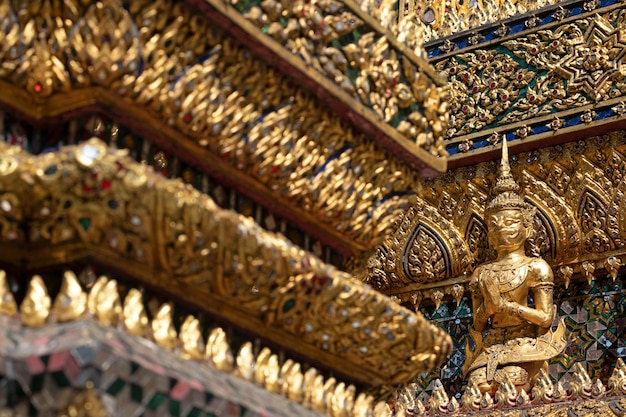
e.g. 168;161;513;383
462;139;567;394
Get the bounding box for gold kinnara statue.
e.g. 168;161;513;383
462;139;567;394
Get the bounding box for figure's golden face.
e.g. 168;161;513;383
487;209;528;250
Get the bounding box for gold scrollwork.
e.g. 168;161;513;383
361;131;626;298
360;198;473;291
437;11;626;143
0;0;444;251
0;139;450;387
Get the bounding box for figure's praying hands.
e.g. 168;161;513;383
479;276;505;316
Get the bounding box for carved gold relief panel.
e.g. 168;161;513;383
0;139;452;387
0;0;439;252
431;7;626;158
362;132;626;298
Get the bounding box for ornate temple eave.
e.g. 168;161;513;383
0;81;364;257
426;0;626;163
0;139;452;388
182;0;448;177
358;132;626;306
0;0;447;254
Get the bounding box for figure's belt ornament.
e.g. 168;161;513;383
0;138;451;387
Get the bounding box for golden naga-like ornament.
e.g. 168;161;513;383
0;270;16;316
122;288;149;337
180;315;206;360
152;303;178;351
236;342;255;381
86;277;108;316
463;139;567;394
206;327;234;372
20;275;51;327
52;271;87;322
94;279;121;326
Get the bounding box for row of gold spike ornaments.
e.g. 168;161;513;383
0;270;386;417
388;361;626;416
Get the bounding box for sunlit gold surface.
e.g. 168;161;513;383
20;275;51;327
0;139;450;387
52;271;87;322
1;269;386;416
0;270;16;316
360;131;626;306
462;139;566;394
122;288;149;337
0;0;448;253
153;303;178;351
180;315;206;360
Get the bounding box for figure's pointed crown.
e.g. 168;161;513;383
486;139;530;215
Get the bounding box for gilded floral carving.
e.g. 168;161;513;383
434;9;626;155
363;132;626;298
0;0;443;250
0;139;451;387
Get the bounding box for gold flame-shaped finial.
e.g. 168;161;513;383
492;137;519;196
486;138;530;216
53;271;86;322
500;136;511;177
21;276;51;327
0;270;17;316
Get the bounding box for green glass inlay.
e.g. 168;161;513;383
170;399;181;416
130;383;143;403
282;299;295;313
147;392;166;410
106;378;125;396
186;408;202;417
79;217;91;231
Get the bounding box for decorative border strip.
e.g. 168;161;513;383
430;8;626;159
425;0;614;58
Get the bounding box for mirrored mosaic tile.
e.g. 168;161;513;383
0;316;324;417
